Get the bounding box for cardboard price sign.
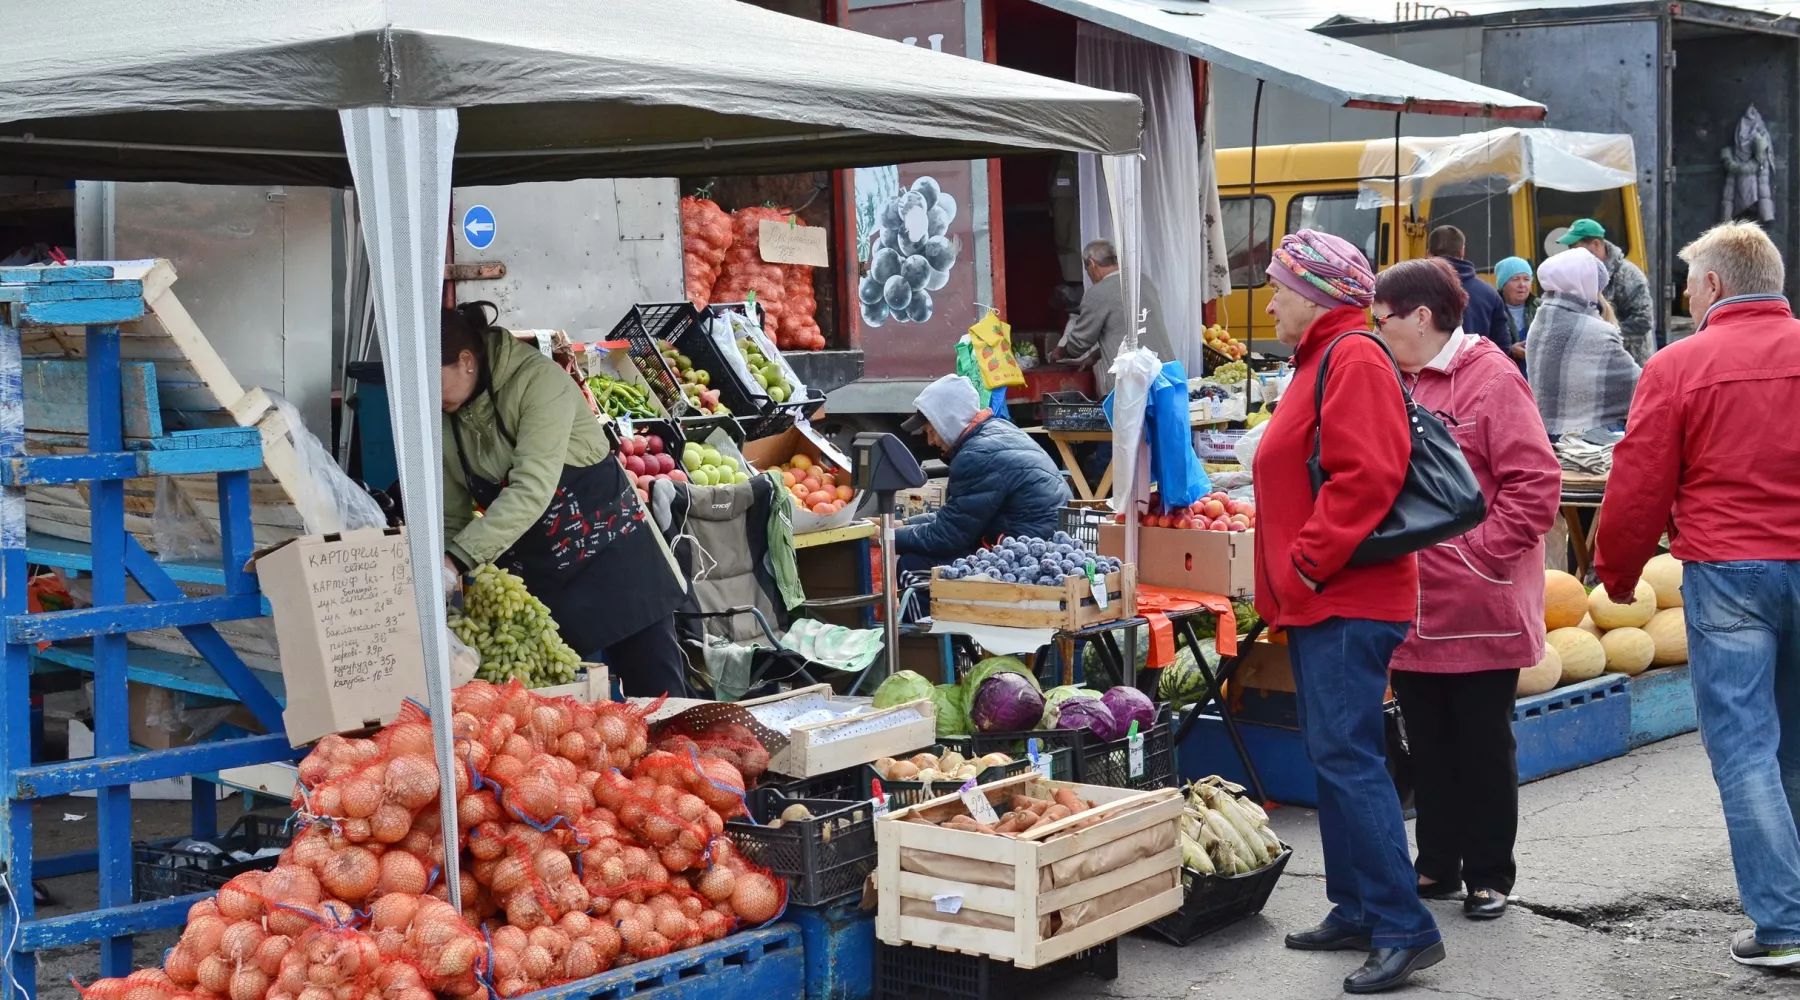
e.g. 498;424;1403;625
759;220;830;267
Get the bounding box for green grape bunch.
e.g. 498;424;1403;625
448;564;582;687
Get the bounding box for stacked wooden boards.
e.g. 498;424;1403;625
19;258;350;672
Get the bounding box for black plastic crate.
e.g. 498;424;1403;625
133;813;293;902
1145;848;1292;946
859;745;1033;809
669;309;765;421
875;938;1116;1000
1056;502;1113;554
1041;391;1109;432
941;729;1086;782
760;768;862;803
728;787;876;907
1079;711;1176;790
605;302;700;417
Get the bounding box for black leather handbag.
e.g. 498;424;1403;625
1307;331;1487;567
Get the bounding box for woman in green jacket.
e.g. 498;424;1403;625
439;302;688;697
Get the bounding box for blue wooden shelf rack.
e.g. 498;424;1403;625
0;263;301;992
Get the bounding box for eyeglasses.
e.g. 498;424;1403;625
1372;312;1397;329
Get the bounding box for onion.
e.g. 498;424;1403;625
490;944;521;982
533;849;573;884
385;754;441;811
187;897;220;923
181;914;227;956
632;930;671;960
216;872;265;922
486;755;526;788
659;845;698;873
597;714;630;750
556;911;592;939
564;938;599;979
298;753;332;786
502;734;534;763
255;934;293;976
338;776;382;819
220;920;266;962
590;922;622;963
266;903;318;938
732;872;782;924
318;898;358;926
196;954;232;995
493;925;529;952
697;910;730;940
520;944;554;981
229;965;270;1000
488;855;530;896
504;890;550;929
320;847;380;902
369;803;412;845
435;937;483;979
397;830;433;858
163;944;200;987
531;705;571;741
384;722;434;759
552;880;590;915
339;818;372;843
510;771;561;824
377;851;429;897
555;730;588;764
285;830;333;871
312;785;343;817
653;909;692;941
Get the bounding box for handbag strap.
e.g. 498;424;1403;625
1309;330;1414;473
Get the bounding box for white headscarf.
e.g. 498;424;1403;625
1538;248;1604;304
912;375;980;443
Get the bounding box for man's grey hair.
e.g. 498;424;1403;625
1680;221;1785;297
1082;239;1119;268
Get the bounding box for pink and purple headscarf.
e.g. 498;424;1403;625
1267;229;1376;309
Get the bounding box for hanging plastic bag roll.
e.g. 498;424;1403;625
1103;347;1162;515
263;390;387;534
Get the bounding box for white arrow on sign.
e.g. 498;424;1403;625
466;220;495;237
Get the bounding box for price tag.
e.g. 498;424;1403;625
616;416;634;440
534;330;555;357
932;894;964;915
959;778;999;826
1087;562;1109;610
870;778;889;820
1028;738;1054;780
1127;721;1145;779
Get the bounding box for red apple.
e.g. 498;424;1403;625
1173;515;1197;530
1114;512;1126;523
645;434;664;455
668;470;688;483
625;455;646;476
1210;517;1233;531
635;488;649;503
1201;499;1226;519
657;453;676;475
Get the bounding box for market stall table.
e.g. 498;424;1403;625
1025;426;1114;501
1560;470;1608;582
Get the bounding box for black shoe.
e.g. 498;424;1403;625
1464;889;1507;920
1285;921;1373;952
1416;879;1461;900
1344;941;1447;994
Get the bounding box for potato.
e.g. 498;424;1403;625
888;761;920;780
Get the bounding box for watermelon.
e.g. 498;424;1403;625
1157;645;1208;710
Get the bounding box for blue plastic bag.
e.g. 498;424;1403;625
1146;360;1210;508
989;386;1011;421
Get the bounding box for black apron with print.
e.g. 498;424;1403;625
450;400;685;654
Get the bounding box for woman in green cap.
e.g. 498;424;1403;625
1493;256;1537;368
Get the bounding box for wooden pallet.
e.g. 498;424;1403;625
20;259;346;667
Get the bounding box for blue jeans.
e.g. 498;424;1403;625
1685;560;1800;946
1289;617;1441;949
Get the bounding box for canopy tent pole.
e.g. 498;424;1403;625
1244;79;1263;402
339;106;466;911
1394;112;1403;270
1103;152;1148;572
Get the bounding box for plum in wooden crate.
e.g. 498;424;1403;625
929;566;1135;632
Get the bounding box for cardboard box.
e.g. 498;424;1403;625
740;421;863;532
1097;524;1254;597
1231;635;1294;694
69;719;232;800
253;527;426;747
128;683;261;750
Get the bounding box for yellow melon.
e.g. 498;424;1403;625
1645;607;1688;666
1578;614;1604;640
1544;570;1589;630
1644;554;1684;608
1548;627;1607;684
1600;627;1655;676
1518;644;1562;697
1588;581;1657;631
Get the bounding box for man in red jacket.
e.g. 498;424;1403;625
1253;231;1440;993
1596;221;1800;970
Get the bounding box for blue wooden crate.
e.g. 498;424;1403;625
1629;664;1697;748
1513;674;1631;782
512;924;803;1000
790;900;874;1000
1176;714;1318;807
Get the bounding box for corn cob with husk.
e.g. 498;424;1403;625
1177;776;1285;877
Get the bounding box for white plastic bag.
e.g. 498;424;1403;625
1233;420;1269;468
152;478;223;563
1107;347;1162;514
265;390;387;535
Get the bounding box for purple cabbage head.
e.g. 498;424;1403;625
1054;696;1120;742
1100;686;1157;740
970;671;1046;734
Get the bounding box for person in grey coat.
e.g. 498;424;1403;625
1560;218;1655;363
1051;239;1176;397
1526;249;1642;436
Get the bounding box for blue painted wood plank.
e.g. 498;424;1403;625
511;925;803;1000
24;358;162;440
26;532;245;589
13;732;301;799
0;316;37;998
4;279;143;302
0;264;116;283
215;471;259;596
157;428;263;450
19;298;145;326
17;892;198;951
34;849;97;879
2;452;137;485
122;536;284;731
1628;664;1697;749
140;444;264;476
7;592;265;643
30;645;286;703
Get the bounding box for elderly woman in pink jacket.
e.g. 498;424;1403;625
1370;258;1562;922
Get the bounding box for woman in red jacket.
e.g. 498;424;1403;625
1253;231;1442;993
1373;259;1561;921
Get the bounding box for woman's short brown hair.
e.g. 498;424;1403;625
1374;258;1468;334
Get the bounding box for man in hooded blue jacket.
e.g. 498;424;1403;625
894;375;1070;572
1429;225;1514;355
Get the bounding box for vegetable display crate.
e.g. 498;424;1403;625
1513;673;1631;782
730;788;877;907
1040;391;1109;432
740;685;937;779
512;923;802;1000
607;301;702;417
1629;664;1697;749
939;732;1084;782
928;565;1135;632
1177;713;1318;808
672;306;825;440
874;938;1116;1000
1080;712;1176;791
764;769;863;802
133;813;292;902
1144;848;1292;946
791;898;876;1000
860;748;1031;809
1055;501;1113;554
875;774;1183;968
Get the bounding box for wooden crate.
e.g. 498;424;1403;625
875;772;1183;968
928;566;1136;631
739;683;936;778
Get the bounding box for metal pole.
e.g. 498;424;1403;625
1394;111;1403;269
1245;79;1263;403
882;509;900;676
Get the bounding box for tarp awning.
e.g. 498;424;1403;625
1355;128;1638;208
1027;0;1547;118
0;0;1144;186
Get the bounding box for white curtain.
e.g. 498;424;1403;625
1077;23;1211;372
339;106;464;907
1196;79;1232;305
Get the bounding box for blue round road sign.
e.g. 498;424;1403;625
462;205;496;250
